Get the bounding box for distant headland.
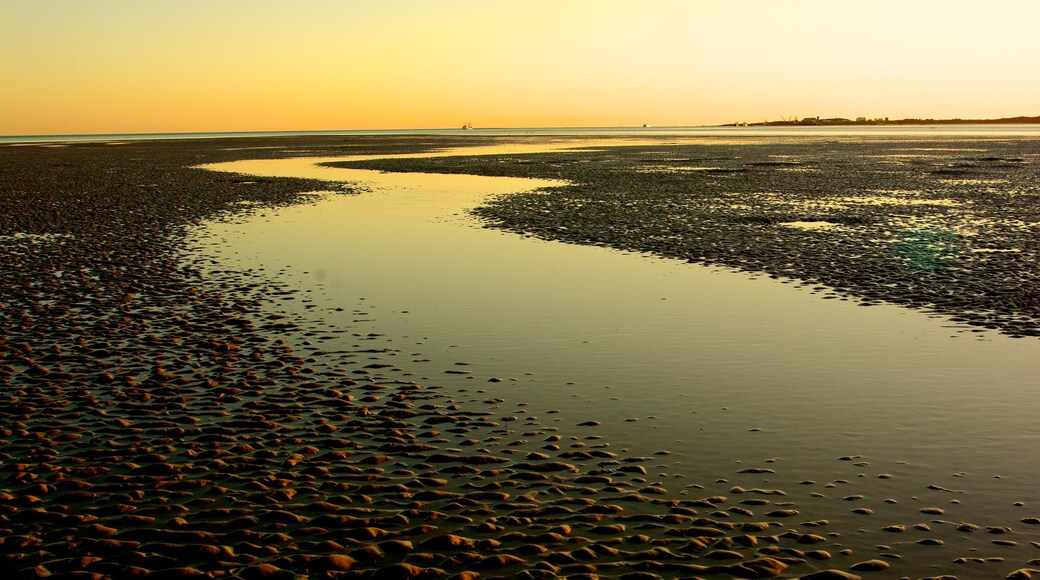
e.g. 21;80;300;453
721;115;1040;127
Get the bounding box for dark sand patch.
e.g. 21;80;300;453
332;136;1040;338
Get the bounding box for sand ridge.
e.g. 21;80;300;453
337;136;1040;339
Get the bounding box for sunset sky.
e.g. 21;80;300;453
2;0;1038;135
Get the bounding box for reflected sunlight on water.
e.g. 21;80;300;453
192;140;1040;569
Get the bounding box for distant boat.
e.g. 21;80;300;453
642;123;652;128
462;121;474;130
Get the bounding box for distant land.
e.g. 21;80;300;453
721;115;1040;127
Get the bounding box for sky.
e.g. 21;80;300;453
1;0;1038;135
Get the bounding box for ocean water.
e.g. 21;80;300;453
189;139;1040;574
3;124;1040;144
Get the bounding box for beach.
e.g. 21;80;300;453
2;134;1039;579
338;135;1040;339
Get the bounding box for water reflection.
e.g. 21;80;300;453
193;141;1040;566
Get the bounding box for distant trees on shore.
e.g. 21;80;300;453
729;115;1040;127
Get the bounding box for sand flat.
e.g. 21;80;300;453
2;134;1039;579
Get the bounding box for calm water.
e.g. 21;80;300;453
4;124;1040;144
192;138;1040;572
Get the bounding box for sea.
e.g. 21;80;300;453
3;124;1040;144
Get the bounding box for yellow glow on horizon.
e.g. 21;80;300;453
1;0;1038;135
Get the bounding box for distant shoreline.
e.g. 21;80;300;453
4;117;1040;142
722;115;1040;127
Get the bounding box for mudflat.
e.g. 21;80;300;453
2;135;1038;579
337;135;1040;339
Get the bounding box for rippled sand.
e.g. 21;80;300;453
2;135;1039;579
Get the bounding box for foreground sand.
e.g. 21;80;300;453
2;136;1038;579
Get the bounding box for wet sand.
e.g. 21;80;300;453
337;136;1040;338
2;135;1039;579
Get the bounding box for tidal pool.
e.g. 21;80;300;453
193;141;1040;575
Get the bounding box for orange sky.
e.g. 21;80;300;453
2;0;1038;135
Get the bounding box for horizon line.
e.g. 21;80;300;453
3;124;702;139
4;116;1040;141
